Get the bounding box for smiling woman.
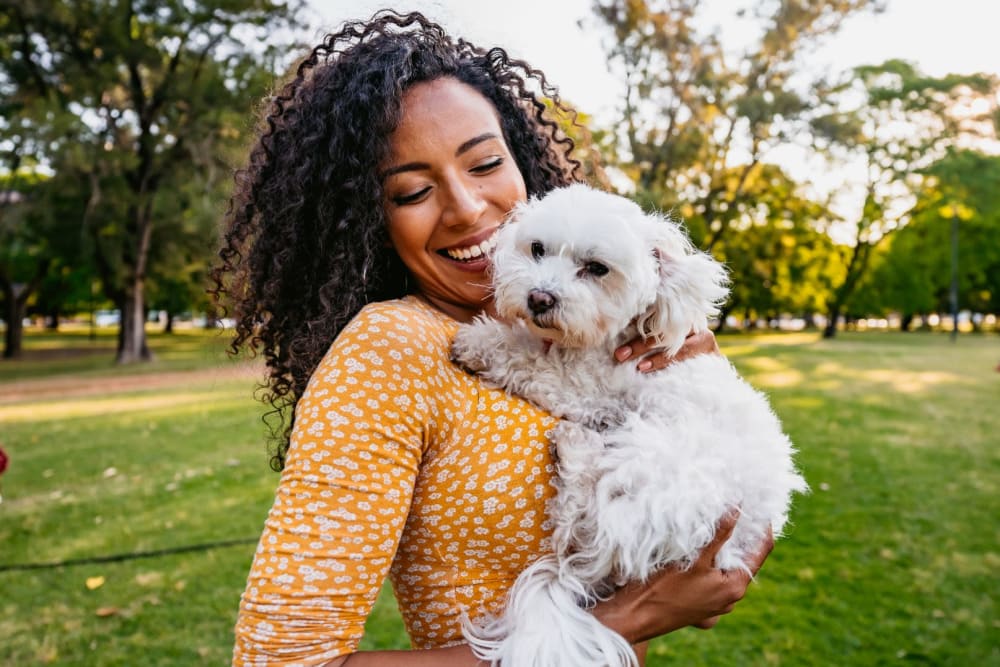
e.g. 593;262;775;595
383;78;528;322
212;9;757;667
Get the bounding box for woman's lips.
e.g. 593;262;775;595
436;227;499;271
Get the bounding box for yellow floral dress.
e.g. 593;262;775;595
233;296;557;666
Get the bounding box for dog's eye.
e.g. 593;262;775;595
582;261;610;277
531;241;545;260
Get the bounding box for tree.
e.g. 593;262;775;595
0;168;88;357
703;163;841;330
0;173;50;357
0;10;88;357
810;61;999;337
145;169;229;332
591;0;880;251
856;150;1000;328
1;0;303;362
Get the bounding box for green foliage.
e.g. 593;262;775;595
0;169;91;355
809;60;999;335
855;150;1000;322
0;0;305;361
686;163;843;324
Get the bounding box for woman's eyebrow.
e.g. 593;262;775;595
455;132;498;156
382;133;500;180
382;161;430;179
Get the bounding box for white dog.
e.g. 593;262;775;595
451;184;808;667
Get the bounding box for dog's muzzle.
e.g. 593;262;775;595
527;289;558;315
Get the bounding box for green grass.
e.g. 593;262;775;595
1;329;997;665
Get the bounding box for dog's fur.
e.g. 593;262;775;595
451;184;808;667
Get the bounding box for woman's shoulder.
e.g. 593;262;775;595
340;295;456;347
317;296;458;383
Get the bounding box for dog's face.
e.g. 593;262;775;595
490;185;729;352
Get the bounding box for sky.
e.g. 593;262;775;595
303;0;999;226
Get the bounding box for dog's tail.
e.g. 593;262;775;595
462;554;637;667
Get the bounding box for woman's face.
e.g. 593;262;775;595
382;77;527;322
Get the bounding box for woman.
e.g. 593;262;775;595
214;11;771;666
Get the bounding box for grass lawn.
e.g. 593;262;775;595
0;327;997;665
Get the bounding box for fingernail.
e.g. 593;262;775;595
615;346;632;361
637;359;652;372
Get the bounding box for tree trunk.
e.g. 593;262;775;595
45;310;59;330
116;280;153;364
900;312;914;332
713;302;732;334
2;289;26;359
1;260;50;358
163;310;174;334
204;304;217;330
823;304;841;339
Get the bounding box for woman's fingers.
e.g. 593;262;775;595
614;330;720;373
614;336;656;362
698;509;740;564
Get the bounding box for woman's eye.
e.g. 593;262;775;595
582;261;609;277
531;241;545;259
392;186;431;205
471;157;503;173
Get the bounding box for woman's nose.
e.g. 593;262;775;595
442;177;488;227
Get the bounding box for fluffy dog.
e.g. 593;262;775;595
451;184;808;667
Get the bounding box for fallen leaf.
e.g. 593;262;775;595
95;607;119;617
85;576;105;590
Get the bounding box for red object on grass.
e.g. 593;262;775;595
0;445;8;475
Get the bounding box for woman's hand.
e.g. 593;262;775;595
592;512;774;644
614;330;720;373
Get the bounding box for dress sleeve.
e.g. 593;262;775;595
233;304;438;666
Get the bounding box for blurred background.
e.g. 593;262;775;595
2;0;999;358
1;1;997;665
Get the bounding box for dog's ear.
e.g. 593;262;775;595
635;216;730;355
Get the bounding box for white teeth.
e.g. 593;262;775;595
446;231;497;261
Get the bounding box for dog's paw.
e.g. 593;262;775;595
450;327;490;375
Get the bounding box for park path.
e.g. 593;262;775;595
0;362;263;404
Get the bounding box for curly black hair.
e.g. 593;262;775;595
211;10;583;470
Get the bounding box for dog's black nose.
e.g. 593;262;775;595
527;289;557;314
